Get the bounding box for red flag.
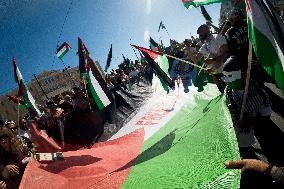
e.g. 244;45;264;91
7;95;22;104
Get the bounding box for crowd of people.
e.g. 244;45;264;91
106;59;150;90
1;1;284;188
0;56;152;188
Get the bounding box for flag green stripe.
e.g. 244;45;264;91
155;55;171;93
122;95;240;188
57;48;69;59
86;73;105;110
248;19;284;95
183;0;223;9
22;83;41;115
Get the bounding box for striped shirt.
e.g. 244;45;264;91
225;81;271;117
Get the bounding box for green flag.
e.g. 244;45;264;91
246;0;284;95
182;0;223;10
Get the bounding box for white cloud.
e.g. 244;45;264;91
144;27;150;42
145;0;151;15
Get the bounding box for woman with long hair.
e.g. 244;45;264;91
0;126;30;189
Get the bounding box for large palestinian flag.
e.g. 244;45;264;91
182;0;223;10
246;0;284;95
20;83;240;189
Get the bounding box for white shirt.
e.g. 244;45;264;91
199;35;227;74
199;34;227;57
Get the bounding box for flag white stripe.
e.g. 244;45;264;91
88;70;111;107
16;67;23;81
26;90;41;115
56;46;68;57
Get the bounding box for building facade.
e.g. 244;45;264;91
0;67;81;121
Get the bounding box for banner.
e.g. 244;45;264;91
21;83;240;189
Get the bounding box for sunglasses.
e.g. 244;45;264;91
0;134;9;140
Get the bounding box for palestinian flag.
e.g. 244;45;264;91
149;37;159;51
158;21;166;32
56;42;71;59
200;5;212;22
246;0;284;95
12;58;41;115
182;0;223;10
7;95;29;109
78;38;88;77
78;37;111;110
13;57;24;96
20;84;240;189
89;57;113;102
105;44;112;72
133;45;174;93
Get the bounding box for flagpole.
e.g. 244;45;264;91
131;45;139;60
82;74;93;112
131;45;207;70
17;103;20;130
33;74;50;100
239;42;253;121
164;28;171;38
60;59;76;87
163;53;206;70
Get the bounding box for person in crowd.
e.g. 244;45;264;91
46;105;65;142
52;94;62;105
58;94;74;113
4;120;36;156
0;180;6;189
25;107;40;122
74;90;90;112
224;8;249;89
18;117;30;139
221;56;272;154
0;126;30;189
225;159;284;186
187;24;229;93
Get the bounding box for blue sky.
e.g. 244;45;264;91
0;0;221;95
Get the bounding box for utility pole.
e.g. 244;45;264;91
33;74;49;100
60;59;76;87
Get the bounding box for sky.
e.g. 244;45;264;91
0;0;221;95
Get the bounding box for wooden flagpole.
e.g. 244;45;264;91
239;42;253;121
